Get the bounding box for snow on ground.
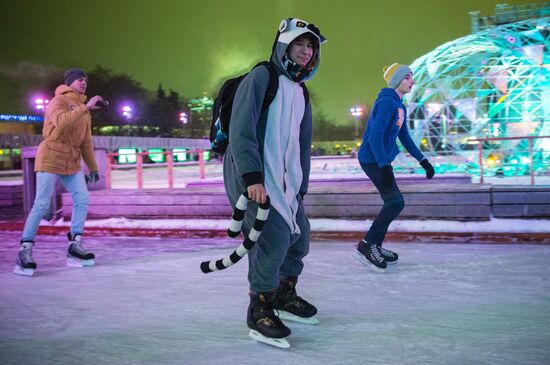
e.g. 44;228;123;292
40;216;550;234
1;232;549;365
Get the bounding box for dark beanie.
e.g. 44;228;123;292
64;68;87;86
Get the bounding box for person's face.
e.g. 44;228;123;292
288;35;314;68
70;77;87;94
396;72;414;94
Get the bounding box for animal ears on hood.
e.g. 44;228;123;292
277;18;327;46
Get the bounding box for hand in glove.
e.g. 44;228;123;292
380;165;394;188
85;171;100;184
420;159;435;179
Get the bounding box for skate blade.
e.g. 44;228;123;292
67;257;95;267
248;329;290;349
13;265;35;276
352;251;386;273
275;310;319;325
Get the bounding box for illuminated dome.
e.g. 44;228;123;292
406;16;549;176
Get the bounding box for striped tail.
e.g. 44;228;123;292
200;193;270;273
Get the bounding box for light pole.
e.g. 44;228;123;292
350;106;364;138
120;105;134;136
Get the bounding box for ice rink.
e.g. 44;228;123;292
1;232;549;365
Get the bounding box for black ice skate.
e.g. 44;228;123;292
247;291;291;348
353;239;387;272
273;277;319;325
67;233;95;267
13;240;37;276
378;245;399;265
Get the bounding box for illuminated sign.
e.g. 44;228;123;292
0;114;44;123
148;148;165;163
118;148;137;164
173;148;187;162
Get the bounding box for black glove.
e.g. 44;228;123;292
85;171;100;184
420;159;435;179
380;165;394;188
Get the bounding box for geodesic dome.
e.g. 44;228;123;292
406;16;549;177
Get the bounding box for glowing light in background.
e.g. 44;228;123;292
179;112;188;124
121;105;133;119
350;107;363;118
34;98;49;112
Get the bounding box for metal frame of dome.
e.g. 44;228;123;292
405;16;549;178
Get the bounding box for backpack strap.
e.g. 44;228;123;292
252;61;279;113
300;82;310;107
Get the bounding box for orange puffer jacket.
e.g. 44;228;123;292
34;85;98;175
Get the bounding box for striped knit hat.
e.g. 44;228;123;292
383;63;411;88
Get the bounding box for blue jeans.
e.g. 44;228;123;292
243;198;310;293
360;163;405;246
22;171;90;242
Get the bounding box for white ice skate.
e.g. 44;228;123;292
248;329;290;349
275;309;320;325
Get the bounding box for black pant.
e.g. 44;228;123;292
360;163;405;246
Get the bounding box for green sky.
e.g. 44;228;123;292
0;0;540;122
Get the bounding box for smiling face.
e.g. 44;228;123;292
288;34;315;68
396;72;415;95
69;77;87;94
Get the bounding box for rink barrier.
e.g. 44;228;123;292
105;150;209;189
0;182;23;219
61;181;550;220
200;193;270;273
469;135;550;185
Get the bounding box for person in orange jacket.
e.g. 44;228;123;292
14;68;107;276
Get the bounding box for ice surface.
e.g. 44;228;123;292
1;232;549;365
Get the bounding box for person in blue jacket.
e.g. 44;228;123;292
355;63;435;272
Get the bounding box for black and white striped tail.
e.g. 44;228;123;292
200;193;270;273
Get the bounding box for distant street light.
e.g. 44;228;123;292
179;112;188;124
121;105;133;119
350;107;363;118
34;97;49;113
350;106;364;138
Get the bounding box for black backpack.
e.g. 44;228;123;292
209;61;309;154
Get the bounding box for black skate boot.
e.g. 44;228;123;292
247;291;291;348
273;276;319;325
353;239;387;272
67;233;95;267
377;245;399;265
14;240;37;276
